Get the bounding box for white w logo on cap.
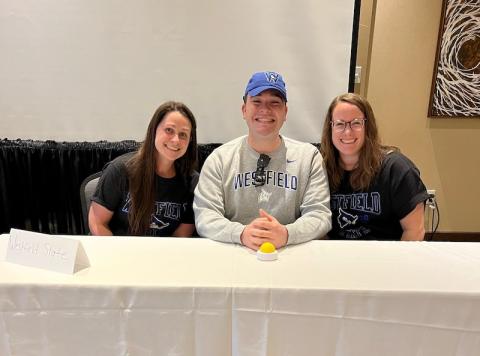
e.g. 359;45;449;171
265;72;279;83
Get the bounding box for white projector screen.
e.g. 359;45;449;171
0;0;356;143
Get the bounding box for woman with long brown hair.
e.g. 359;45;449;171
89;101;198;237
321;93;428;241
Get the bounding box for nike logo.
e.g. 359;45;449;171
287;159;296;163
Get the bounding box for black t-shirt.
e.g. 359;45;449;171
328;152;428;241
92;153;198;236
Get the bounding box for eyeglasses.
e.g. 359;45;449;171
331;118;366;133
253;154;271;187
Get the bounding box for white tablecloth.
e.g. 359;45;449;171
1;235;480;356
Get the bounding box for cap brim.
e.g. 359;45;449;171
248;86;287;100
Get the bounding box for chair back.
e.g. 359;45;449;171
80;172;102;234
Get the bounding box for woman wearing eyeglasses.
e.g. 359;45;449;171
320;93;428;241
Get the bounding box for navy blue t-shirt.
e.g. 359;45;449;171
92;153;198;236
328;151;428;240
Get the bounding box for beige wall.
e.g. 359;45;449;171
360;0;480;232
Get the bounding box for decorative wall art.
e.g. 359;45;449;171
429;0;480;117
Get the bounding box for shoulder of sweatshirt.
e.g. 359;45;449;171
282;136;320;157
206;136;247;160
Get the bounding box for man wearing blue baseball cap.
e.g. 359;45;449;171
194;71;331;250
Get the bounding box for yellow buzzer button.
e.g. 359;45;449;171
259;242;276;253
257;242;278;261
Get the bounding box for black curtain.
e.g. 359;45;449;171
0;140;140;235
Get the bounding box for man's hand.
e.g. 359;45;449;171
240;209;288;250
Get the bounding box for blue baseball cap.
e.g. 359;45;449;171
244;71;287;101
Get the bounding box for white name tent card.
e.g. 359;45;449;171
6;228;90;274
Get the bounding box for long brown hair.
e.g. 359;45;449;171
126;101;198;235
321;93;389;192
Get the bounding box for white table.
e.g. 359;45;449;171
1;235;480;356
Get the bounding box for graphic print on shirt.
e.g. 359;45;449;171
122;193;184;231
233;170;298;191
331;192;381;239
331;192;381;215
151;215;169;230
258;189;272;203
337;208;358;228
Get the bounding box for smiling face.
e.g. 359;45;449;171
242;90;287;142
331;102;366;168
154;111;192;167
